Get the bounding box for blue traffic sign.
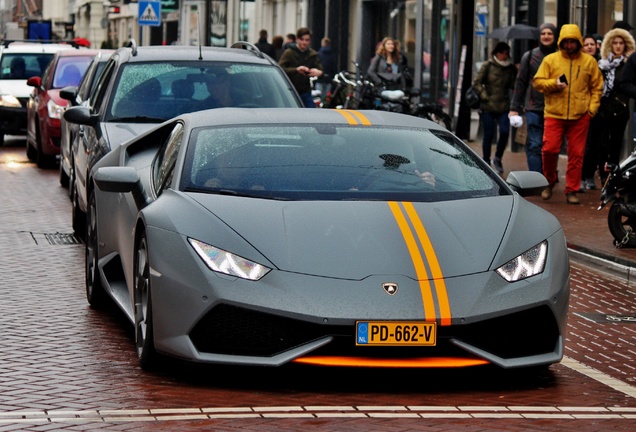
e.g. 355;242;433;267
138;1;161;27
476;14;487;36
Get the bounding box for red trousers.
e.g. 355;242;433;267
542;115;591;194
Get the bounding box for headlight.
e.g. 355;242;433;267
47;99;65;119
496;241;547;282
188;238;271;281
0;94;21;108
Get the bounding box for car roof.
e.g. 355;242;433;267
53;48;102;58
112;44;279;67
1;41;78;54
181;108;445;130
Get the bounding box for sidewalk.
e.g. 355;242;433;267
467;140;636;279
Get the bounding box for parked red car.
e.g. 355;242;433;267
26;48;98;168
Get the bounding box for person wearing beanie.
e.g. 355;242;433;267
472;41;517;174
586;28;635;183
255;29;274;58
612;21;634;32
533;24;604;205
510;23;558;173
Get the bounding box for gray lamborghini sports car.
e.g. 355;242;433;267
88;108;569;370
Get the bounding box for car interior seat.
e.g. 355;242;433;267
171;79;194;99
55;64;82;88
115;77;162;118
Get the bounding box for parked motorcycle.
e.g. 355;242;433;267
339;62;452;130
598;152;636;248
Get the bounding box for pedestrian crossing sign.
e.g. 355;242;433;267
138;1;161;27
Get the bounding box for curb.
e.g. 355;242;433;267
568;247;636;282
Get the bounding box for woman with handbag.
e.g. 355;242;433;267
472;42;518;174
590;28;635;181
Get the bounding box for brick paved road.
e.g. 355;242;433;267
1;137;635;431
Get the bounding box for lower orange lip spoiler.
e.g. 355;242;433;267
292;356;489;368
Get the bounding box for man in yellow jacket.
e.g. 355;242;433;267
533;24;604;204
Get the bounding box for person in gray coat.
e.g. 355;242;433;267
509;23;557;173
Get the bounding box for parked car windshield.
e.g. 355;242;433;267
0;53;54;79
52;56;93;88
105;61;298;122
182;125;505;202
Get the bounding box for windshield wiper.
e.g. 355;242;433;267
184;187;291;201
109;116;166;123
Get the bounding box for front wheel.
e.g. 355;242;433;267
59;161;69;187
86;191;107;307
134;232;159;370
608;201;636;247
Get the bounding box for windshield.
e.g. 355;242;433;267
0;53;54;80
181;125;506;202
52;56;93;88
105;61;299;122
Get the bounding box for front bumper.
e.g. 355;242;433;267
0;104;27;135
188;302;564;368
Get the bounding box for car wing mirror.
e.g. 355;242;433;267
94;166;149;208
60;86;79;105
26;76;42;88
506;171;548;197
63;106;97;127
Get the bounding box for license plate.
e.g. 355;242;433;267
355;321;436;346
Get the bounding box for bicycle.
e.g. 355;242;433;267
340;62;452;131
322;70;356;109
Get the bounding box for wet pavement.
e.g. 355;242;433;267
0;135;635;431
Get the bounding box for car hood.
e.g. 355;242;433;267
0;79;33;98
103;122;158;149
187;195;533;280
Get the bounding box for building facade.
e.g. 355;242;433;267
3;0;634;142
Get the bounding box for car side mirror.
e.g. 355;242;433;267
506;171;548;197
94;166;149;208
26;76;42;88
64;106;97;126
60;86;79;106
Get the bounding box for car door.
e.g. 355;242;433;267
75;57;118;213
27;55;54;149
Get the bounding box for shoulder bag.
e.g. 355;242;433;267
465;62;490;109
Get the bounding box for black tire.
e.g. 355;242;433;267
72;184;87;238
0;133;4;147
608;201;636;247
59;161;69;187
134;232;159;370
86;191;107;307
68;155;75;200
35;123;55;169
26;138;37;161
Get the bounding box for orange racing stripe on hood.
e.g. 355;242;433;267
403;202;451;326
335;109;371;126
388;201;452;326
388;201;436;321
342;110;372;125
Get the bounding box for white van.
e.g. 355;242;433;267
0;41;76;145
